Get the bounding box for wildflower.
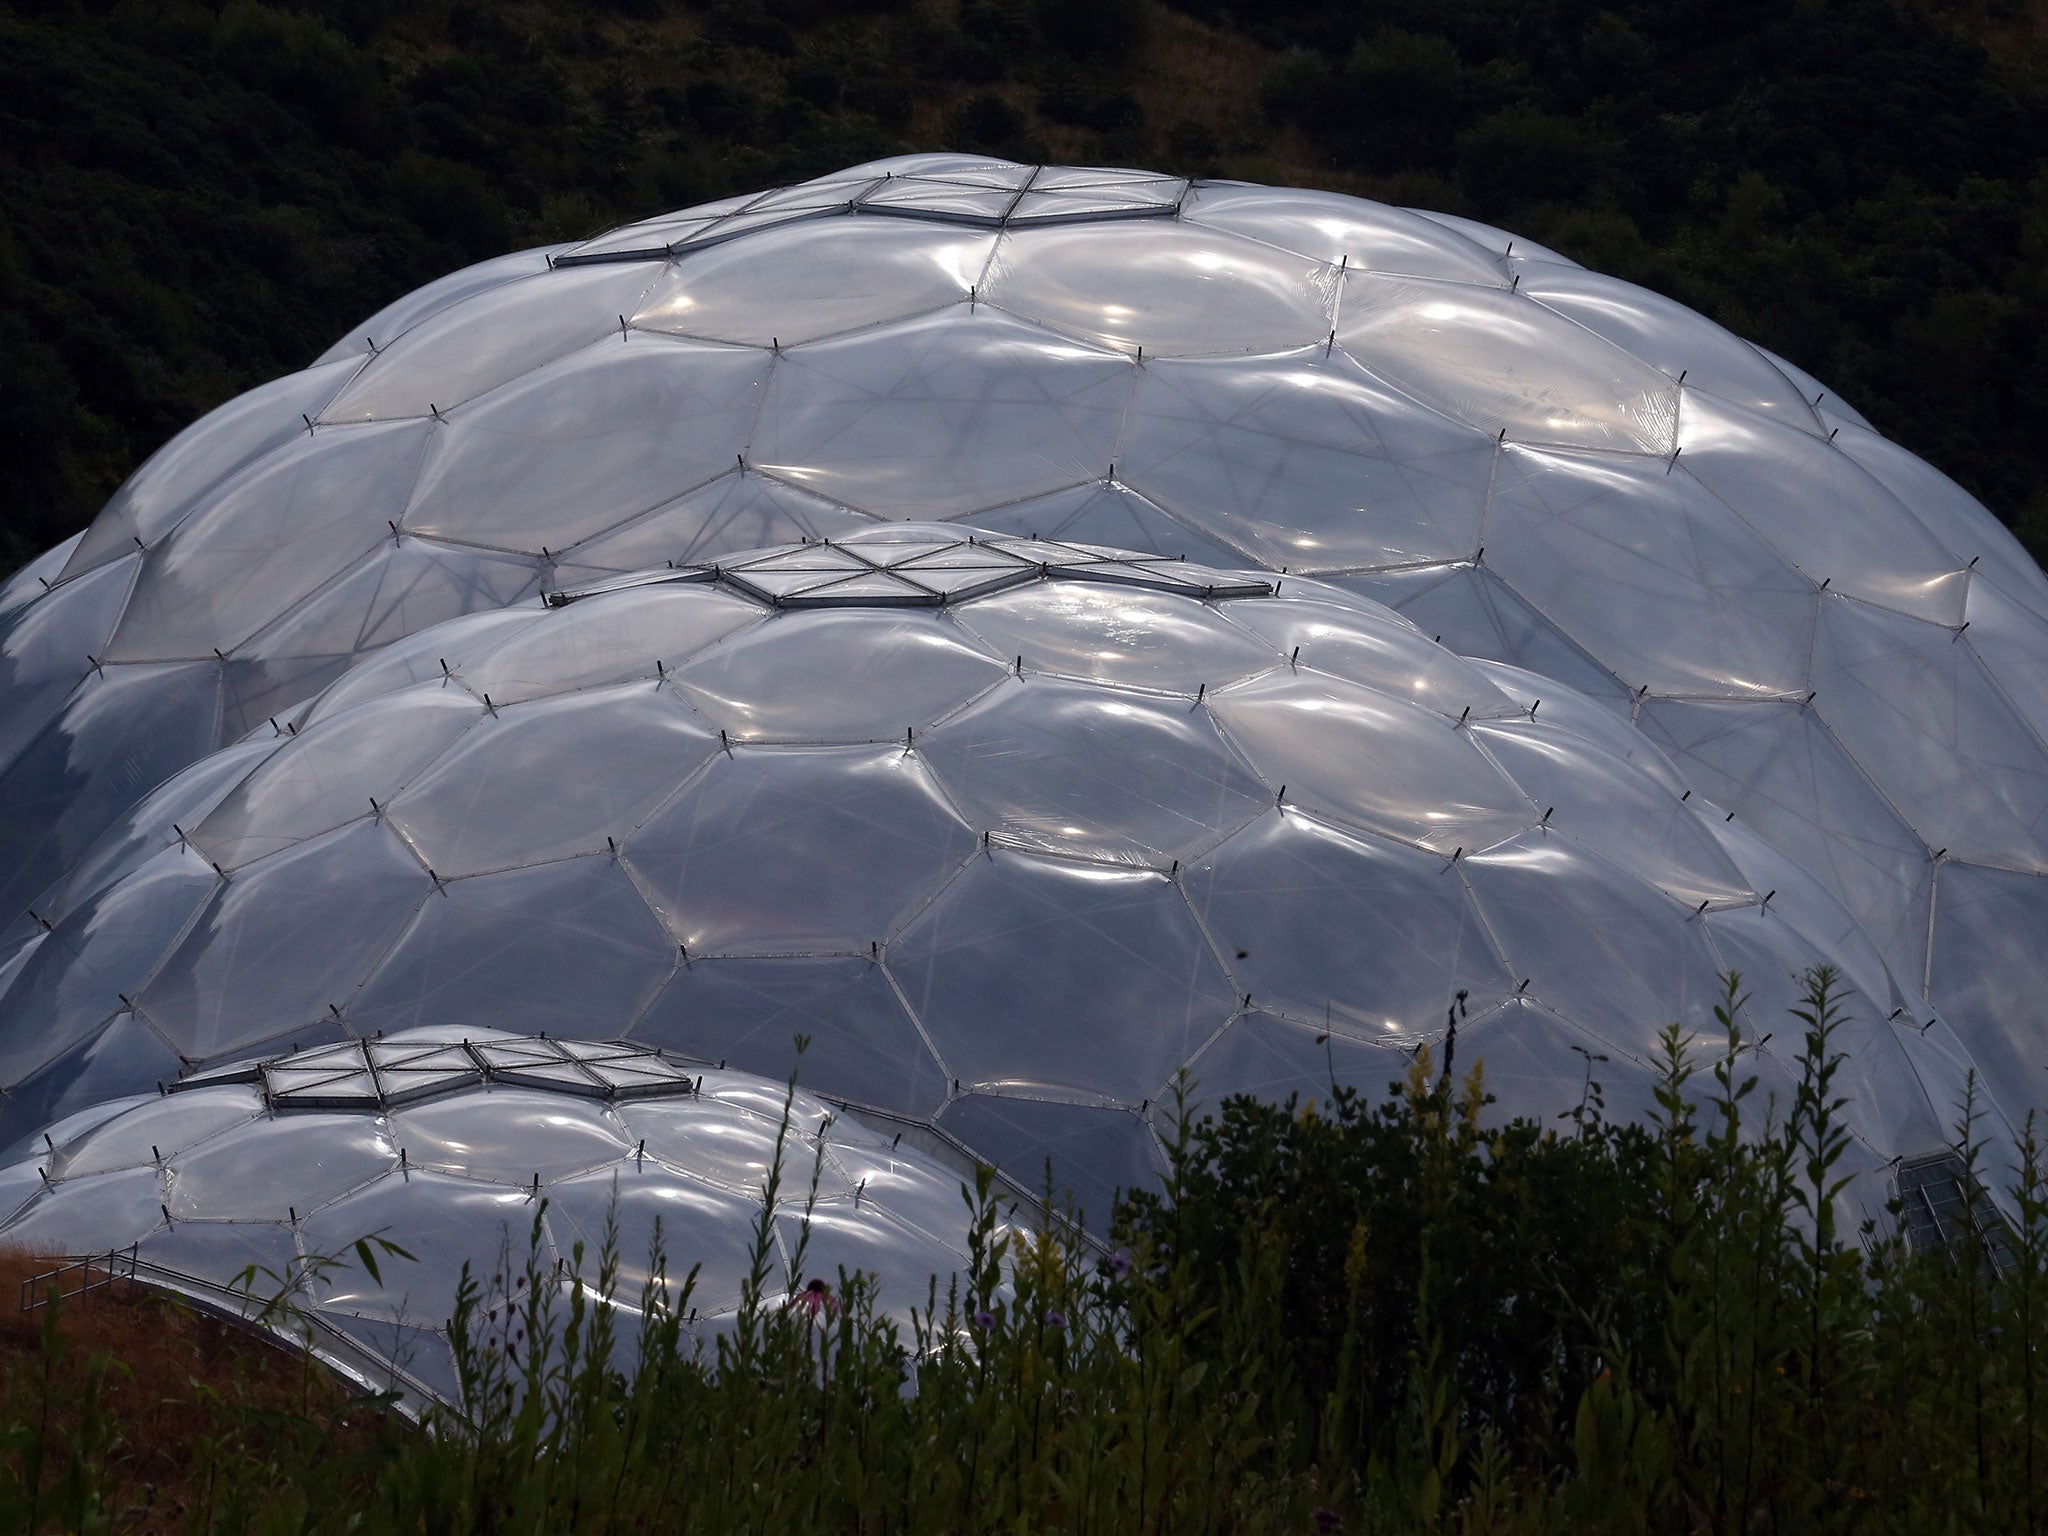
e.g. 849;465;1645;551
1043;1309;1067;1330
973;1307;997;1330
1107;1250;1131;1276
789;1276;838;1322
1312;1509;1343;1534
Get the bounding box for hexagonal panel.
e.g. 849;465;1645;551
350;855;675;1038
1183;811;1512;1036
668;608;1006;742
888;851;1235;1102
920;677;1270;864
388;686;717;877
1208;670;1532;855
1118;351;1494;571
625;745;976;953
635;218;996;346
982;220;1334;356
632;956;948;1118
749;309;1134;517
403;335;772;552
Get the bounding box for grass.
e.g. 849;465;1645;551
4;967;2047;1533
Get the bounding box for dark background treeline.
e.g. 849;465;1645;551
2;0;2044;572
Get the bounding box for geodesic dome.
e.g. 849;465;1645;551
0;1029;982;1410
1;153;2045;1190
0;525;1991;1223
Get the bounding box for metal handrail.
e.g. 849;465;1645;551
18;1244;139;1311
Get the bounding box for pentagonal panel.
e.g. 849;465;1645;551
634;218;996;345
1183;811;1511;1036
1410;211;1575;266
1;536;81;618
218;656;355;745
403;336;772;552
1961;575;2048;743
920;677;1269;864
0;1014;184;1158
1703;905;1947;1158
668;609;1006;742
773;1204;968;1313
350;856;674;1037
313;248;560;366
1118;352;1493;570
1700;815;1915;1025
822;1135;977;1255
625;746;975;953
889;852;1234;1102
612;1098;798;1198
1484;446;1818;697
1831;422;2048;620
1208;671;1532;855
0;1167;166;1256
749;309;1134;517
1336;273;1679;454
388;686;716;877
981;220;1333;356
63;359;367;581
237;540;544;676
1454;998;1669;1132
632;956;949;1118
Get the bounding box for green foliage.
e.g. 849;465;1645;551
7;968;2048;1531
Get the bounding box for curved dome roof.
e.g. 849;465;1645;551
1;153;2043;1187
0;525;1985;1221
0;1029;982;1409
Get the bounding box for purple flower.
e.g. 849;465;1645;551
789;1277;838;1322
1312;1509;1342;1534
1043;1310;1067;1330
1107;1251;1131;1276
973;1307;997;1330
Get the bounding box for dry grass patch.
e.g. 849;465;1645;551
1;1245;392;1531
